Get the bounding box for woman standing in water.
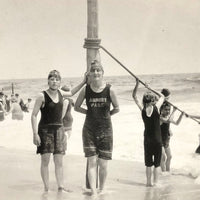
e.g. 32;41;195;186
31;70;86;193
74;60;119;197
160;102;184;173
132;79;165;187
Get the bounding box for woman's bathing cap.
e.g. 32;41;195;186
48;70;61;80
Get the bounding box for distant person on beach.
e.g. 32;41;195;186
4;95;11;112
10;97;24;120
132;79;165;187
74;60;119;197
160;101;184;172
15;93;26;111
23;98;32;112
31;70;86;193
61;85;74;149
10;94;15;103
0;91;6;121
14;93;20;103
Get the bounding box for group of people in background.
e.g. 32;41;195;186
0;91;32;121
28;60;198;198
132;79;185;187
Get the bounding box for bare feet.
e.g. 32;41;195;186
153;182;162;187
146;181;153;187
91;192;98;199
162;171;170;176
41;189;48;200
98;189;107;195
58;187;73;193
42;187;48;195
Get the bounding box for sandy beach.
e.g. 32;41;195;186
0;102;200;200
0;147;200;200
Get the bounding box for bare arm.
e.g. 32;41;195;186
155;93;165;111
74;87;87;114
110;88;119;116
61;73;87;98
31;93;43;146
0;102;6;113
146;93;164;118
161;107;184;125
132;79;142;111
62;99;69;118
169;108;184;125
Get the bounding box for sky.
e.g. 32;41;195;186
0;0;200;80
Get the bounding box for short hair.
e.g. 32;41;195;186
142;92;155;105
161;88;170;97
48;70;61;80
90;60;104;72
160;101;171;112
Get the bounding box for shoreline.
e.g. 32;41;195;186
1;147;200;200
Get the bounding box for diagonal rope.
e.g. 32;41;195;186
99;45;200;124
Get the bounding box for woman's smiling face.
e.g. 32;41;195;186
89;60;104;81
48;76;61;90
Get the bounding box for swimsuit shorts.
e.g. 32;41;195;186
144;141;162;167
63;116;73;131
162;136;170;148
37;125;66;155
82;125;113;160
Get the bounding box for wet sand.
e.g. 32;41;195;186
0;147;200;200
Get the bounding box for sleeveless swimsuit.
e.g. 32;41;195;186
37;90;66;154
82;84;113;160
142;106;162;167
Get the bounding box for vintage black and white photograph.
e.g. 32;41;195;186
0;0;200;199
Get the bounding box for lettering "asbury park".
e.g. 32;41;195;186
89;98;107;107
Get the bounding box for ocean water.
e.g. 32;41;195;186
0;73;200;182
1;73;200;104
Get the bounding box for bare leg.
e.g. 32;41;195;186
160;147;166;172
87;156;98;196
53;154;64;189
165;147;172;172
146;167;152;186
41;153;51;191
98;158;108;192
153;167;159;185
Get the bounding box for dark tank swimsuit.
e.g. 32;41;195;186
39;90;63;126
82;84;113;160
37;90;65;154
142;106;162;167
161;122;170;148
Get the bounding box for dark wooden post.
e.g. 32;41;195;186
84;0;100;189
11;83;14;94
84;0;101;72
